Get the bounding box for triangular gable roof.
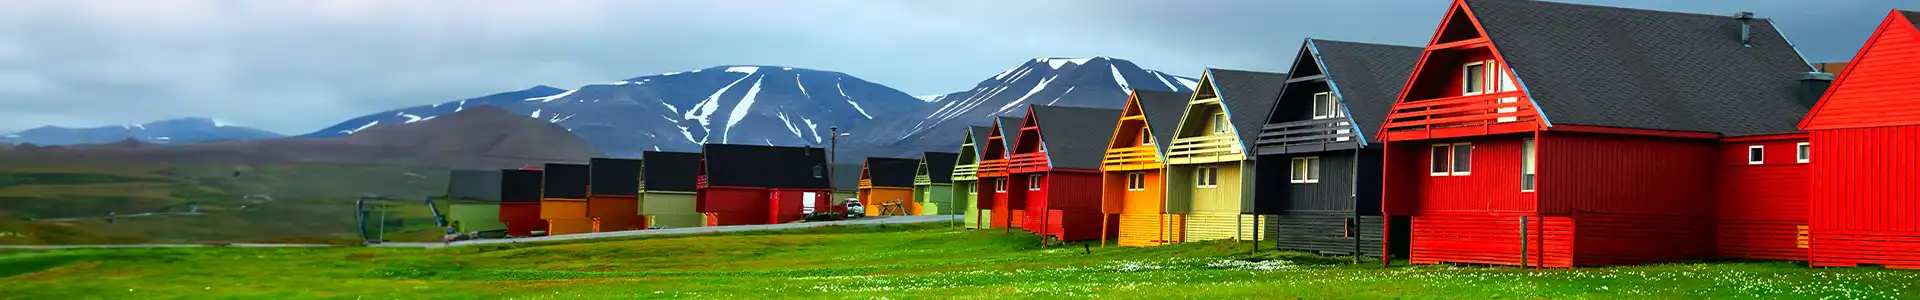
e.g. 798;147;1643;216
996;116;1022;152
1189;68;1288;151
640;151;700;192
1293;39;1424;145
1135;90;1192;155
919;152;960;183
1456;0;1814;136
964;125;992;160
1027;105;1125;170
863;157;921;187
1800;10;1920;130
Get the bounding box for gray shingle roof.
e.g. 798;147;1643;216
830;163;861;191
1308;39;1424;144
966;125;992;160
920;152;959;183
996;116;1022;153
1206;69;1289;151
864;157;920;187
1029;105;1124;170
1465;0;1814;136
1905;10;1920;31
1133;90;1192;155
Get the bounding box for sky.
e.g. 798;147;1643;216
0;0;1905;135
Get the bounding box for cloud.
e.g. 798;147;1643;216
0;0;1899;134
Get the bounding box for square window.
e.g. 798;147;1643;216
1028;175;1043;191
1312;92;1337;119
1796;142;1810;163
1748;145;1765;165
1196;166;1219;188
995;178;1007;193
1212;113;1228;134
1463;62;1487;95
1451;143;1472;175
1290;157;1320;183
1430;144;1450;176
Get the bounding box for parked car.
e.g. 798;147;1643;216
844;200;864;218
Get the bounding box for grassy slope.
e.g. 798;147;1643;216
2;223;1916;299
0;163;451;244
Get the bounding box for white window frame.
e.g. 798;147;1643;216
1126;172;1146;191
1463;61;1488;96
1747;145;1765;165
1450;143;1472;176
1140;129;1152;145
1522;138;1536;192
1430;144;1451;176
1796;142;1810;163
1211;112;1228;134
1196;166;1219;188
1027;175;1043;191
1291;157;1321;184
995;178;1007;193
968;182;977;194
1312;92;1342;120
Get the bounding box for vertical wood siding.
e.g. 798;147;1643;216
1411;214;1574;268
640;192;704;228
1272;212;1387;257
1572;211;1714;266
1038;171;1106;241
1811;126;1920;268
498;202;546;237
954;181;983;228
585;196;642;232
1539;133;1716;216
1412;136;1532;213
1716;137;1810;261
1257;149;1383;214
541;199;589;219
698;188;770;226
915;184;955;215
1111;169;1172;246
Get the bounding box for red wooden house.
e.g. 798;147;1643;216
1799;10;1920;269
696;144;832;226
1011;105;1123;242
976;116;1026;230
1378;0;1818;267
588;158;646;232
498;168;546;237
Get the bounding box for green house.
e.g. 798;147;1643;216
952;126;992;228
446;169;507;233
914;152;961;215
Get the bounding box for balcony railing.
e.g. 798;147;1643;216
951;163;979;181
696;175;708;188
1381;91;1534;135
1168;135;1240;159
914;175;933;185
1255;118;1360;150
1010;153;1049;172
977;159;1010;177
1102;146;1160;169
858;179;873;188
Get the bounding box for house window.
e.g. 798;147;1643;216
1451;143;1472;175
995;178;1007;193
968;182;977;194
812;165;824;178
1463;61;1487;95
1040;143;1047;153
1747;145;1765;165
1796;142;1810;163
1522;139;1536;191
1211;113;1228;134
1121;172;1136;191
1028;175;1043;191
1140;130;1152;145
1196;166;1219;188
1290;157;1320;184
1430;145;1449;176
1312;92;1344;119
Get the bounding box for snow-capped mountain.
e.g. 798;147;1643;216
306;65;928;158
0;118;284;146
847;57;1196;156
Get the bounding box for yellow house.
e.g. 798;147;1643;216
1101;89;1192;247
1165;68;1288;242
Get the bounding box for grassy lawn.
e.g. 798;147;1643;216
0;163;452;245
2;223;1915;299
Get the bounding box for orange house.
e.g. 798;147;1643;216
1101;89;1192;247
975;116;1025;230
858;157;921;216
540;163;593;235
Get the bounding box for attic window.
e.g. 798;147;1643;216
812;165;824;178
1140;130;1152;145
1747;145;1765;165
1312;92;1343;119
1463;61;1487;95
1211;113;1228;134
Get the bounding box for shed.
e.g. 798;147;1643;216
1797;10;1920;269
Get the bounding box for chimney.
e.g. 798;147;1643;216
1798;72;1835;108
1734;11;1755;48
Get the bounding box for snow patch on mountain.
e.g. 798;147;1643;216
344;121;379;135
722;76;766;143
914;94;946;102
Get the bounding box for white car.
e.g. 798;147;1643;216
843;199;864;217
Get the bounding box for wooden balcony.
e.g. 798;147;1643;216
1168;135;1244;164
858;179;874;188
1255;118;1361;155
1102;146;1160;171
1009;153;1050;173
914;175;933;185
977;159;1010;178
695;175;708;188
951;163;979;181
1381;91;1539;141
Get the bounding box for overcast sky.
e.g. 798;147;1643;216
0;0;1905;134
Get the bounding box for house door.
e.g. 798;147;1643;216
802;192;818;214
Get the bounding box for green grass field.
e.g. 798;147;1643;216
3;223;1915;299
0;163;452;245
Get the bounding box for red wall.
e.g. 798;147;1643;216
1802;15;1920;130
1406;135;1535;214
770;189;829;224
977;175;1023;230
1012;170;1107;241
1538;132;1717;215
498;202;545;236
1716;136;1810;261
1811;125;1920;268
699;187;770;226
